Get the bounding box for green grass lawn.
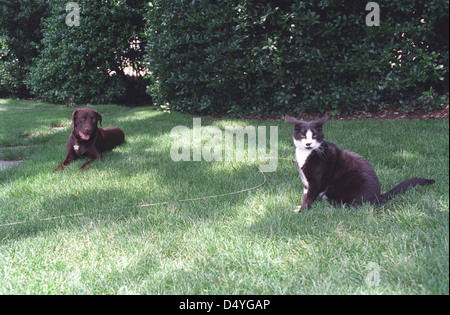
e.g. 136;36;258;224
0;98;448;294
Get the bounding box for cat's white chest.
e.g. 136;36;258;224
295;144;313;194
295;147;312;169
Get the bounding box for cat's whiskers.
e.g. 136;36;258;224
314;144;325;160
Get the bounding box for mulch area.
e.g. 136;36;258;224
304;104;449;121
232;104;449;121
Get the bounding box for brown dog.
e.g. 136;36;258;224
55;108;125;170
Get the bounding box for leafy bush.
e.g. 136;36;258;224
145;0;449;116
0;0;49;97
26;0;148;105
0;35;11;96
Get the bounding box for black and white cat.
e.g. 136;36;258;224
287;116;435;212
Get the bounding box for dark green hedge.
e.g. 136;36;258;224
0;0;49;97
145;0;449;115
25;0;148;105
2;0;448;113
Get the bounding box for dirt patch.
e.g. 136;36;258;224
23;133;50;140
302;105;450;121
22;125;69;139
214;104;449;121
52;126;68;131
0;160;23;170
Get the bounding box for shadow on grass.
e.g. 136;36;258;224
1;103;448;247
0;106;274;239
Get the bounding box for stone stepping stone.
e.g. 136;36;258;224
0;160;23;170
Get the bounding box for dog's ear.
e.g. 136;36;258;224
94;110;102;126
286;116;302;125
71;109;80;127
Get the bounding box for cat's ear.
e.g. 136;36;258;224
286;116;302;125
316;116;329;126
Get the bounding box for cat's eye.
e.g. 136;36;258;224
312;135;317;139
300;135;306;139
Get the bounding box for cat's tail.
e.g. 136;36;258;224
380;178;435;202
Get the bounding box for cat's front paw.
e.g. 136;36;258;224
294;205;303;213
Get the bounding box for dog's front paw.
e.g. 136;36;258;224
80;162;91;170
294;205;303;213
